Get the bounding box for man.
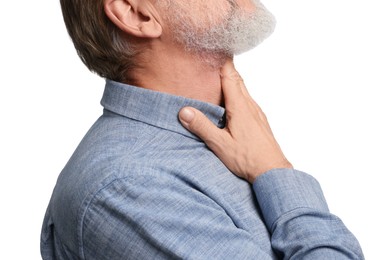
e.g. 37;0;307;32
41;0;364;259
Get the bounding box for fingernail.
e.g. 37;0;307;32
179;108;195;124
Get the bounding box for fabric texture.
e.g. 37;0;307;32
41;80;364;259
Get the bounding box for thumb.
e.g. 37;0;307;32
178;107;222;143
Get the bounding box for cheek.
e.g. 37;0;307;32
198;1;232;25
209;1;232;13
234;0;257;12
168;0;232;29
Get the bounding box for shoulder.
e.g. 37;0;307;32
79;169;242;259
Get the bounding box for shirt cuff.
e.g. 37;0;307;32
253;168;329;232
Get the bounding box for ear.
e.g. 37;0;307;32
104;0;162;38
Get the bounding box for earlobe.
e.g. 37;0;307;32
104;0;162;38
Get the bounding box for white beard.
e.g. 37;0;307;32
160;0;276;59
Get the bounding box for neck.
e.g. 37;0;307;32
127;44;228;106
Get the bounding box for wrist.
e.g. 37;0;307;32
248;160;293;184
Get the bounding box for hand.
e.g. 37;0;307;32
178;60;292;183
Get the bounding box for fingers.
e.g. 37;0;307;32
220;60;251;105
178;107;224;146
220;60;245;108
221;60;263;123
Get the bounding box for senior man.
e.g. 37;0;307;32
41;0;364;259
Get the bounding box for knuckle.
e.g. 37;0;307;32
232;72;244;83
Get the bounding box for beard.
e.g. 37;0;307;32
158;0;276;65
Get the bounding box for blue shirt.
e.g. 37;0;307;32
41;80;364;259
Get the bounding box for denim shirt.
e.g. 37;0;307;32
41;80;364;259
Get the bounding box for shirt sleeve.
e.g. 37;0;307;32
253;168;364;259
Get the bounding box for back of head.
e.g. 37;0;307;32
60;0;136;82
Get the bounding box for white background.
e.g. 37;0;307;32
1;0;389;259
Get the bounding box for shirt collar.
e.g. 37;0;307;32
101;80;226;140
